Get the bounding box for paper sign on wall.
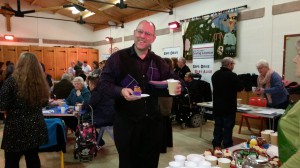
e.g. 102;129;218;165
192;43;214;85
162;47;181;58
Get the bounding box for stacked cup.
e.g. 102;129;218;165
205;155;218;167
169;154;209;168
217;158;231;168
270;132;278;146
261;130;274;144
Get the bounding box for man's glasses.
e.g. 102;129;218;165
135;29;154;37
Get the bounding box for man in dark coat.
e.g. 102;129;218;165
99;20;182;168
175;57;191;80
211;57;244;148
184;72;212;103
52;73;74;99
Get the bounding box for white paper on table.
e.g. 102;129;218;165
43;110;54;114
237;107;251;111
255;109;285;115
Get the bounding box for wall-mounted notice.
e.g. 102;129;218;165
192;43;214;85
162;47;181;58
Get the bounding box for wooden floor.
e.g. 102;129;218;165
0;120;254;168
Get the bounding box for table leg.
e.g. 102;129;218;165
200;107;205;138
272;118;275;131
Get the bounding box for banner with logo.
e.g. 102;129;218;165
192;43;214;85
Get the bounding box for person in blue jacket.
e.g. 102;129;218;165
254;59;289;130
88;75;115;148
64;76;91;131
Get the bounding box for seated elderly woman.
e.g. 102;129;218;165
66;76;90;106
64;76;91;131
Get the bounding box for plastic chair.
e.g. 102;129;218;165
238;97;267;135
39;118;66;168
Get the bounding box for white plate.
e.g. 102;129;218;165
132;94;150;98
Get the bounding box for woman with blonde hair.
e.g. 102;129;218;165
0;52;49;168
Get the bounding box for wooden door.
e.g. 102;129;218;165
2;46;16;80
16;46;29;61
283;34;300;82
67;48;78;65
78;48;88;63
43;47;55;79
88;49;99;66
29;46;43;63
55;47;67;80
3;45;17;64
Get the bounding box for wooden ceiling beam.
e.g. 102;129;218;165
31;0;39;6
152;0;170;9
67;0;122;24
170;0;199;8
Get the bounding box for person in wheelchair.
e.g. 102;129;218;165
175;72;212;128
184;72;212;104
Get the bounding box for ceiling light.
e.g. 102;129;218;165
71;7;80;14
168;21;180;29
105;37;113;42
4;35;14;40
83;11;95;18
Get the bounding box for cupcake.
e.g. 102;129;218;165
204;149;213;156
214;147;223;158
223;149;232;157
133;86;141;96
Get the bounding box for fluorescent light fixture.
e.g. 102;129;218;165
4;35;14;40
168;21;180;29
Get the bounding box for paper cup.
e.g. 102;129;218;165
174;155;186;166
75;103;83;112
199;160;211;168
60;106;65;113
185;161;197;168
167;79;179;95
205;155;218;166
169;161;182;168
187;154;204;161
261;130;274;143
237;98;242;106
270;132;278;146
218;158;231;168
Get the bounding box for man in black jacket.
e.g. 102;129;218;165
212;57;244;148
99;20;181;168
52;73;74;99
175;57;191;80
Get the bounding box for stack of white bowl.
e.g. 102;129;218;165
167;154;225;168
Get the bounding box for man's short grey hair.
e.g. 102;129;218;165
221;57;234;67
73;76;85;85
178;57;186;64
61;73;71;81
256;59;269;68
